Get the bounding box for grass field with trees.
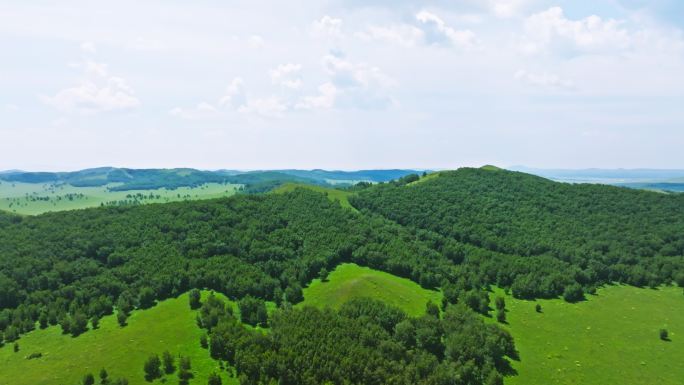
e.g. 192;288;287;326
486;285;684;385
0;181;240;215
0;291;236;385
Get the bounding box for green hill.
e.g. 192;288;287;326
0;291;236;385
300;263;442;316
351;167;684;298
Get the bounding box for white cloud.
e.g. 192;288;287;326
270;63;303;89
4;104;19;111
356;25;425;47
247;35;265;48
521;7;632;55
415;10;477;48
319;52;395;109
296;82;337;110
487;0;532;18
80;41;96;54
169;102;219;120
219;78;247;109
43;60;140;114
323;53;395;89
311;15;343;38
514;70;574;89
238;96;287;118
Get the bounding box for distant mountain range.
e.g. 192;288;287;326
0;167;422;191
509;166;684;192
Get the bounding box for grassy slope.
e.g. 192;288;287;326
0;292;238;385
300;263;442;317
0;182;240;215
272;183;356;210
487;285;684;385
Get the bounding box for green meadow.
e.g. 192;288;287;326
0;182;240;215
0;291;238;385
488;285;684;385
300;263;442;317
272;183;356;210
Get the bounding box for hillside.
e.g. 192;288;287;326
351;168;684;297
1;168;683;384
0;292;234;385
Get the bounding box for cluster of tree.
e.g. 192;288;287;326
0;189;460;343
201;294;515;385
80;368;128;385
143;350;192;383
351;168;684;299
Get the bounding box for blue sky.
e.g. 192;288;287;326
1;0;683;170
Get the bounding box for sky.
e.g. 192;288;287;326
1;0;683;171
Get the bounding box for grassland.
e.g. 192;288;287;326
272;183;356;210
0;291;238;385
300;263;442;317
0;181;240;215
487;285;684;385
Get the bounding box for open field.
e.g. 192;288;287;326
0;291;238;385
0;181;240;215
272;182;356;210
300;263;442;317
487;285;684;385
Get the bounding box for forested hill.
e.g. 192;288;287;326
1;168;684;383
0;168;421;191
0;188;517;383
351;168;684;292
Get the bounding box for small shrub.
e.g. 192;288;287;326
660;329;669;341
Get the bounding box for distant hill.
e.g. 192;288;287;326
0;167;422;191
509;166;684;192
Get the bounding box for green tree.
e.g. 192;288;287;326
535;304;542;313
318;267;329;282
99;368;108;384
394;319;416;349
238;295;268;327
208;372;222;385
13;342;19;353
189;289;202;309
117;311;127;327
91;315;100;330
178;356;193;384
496;308;506;323
83;373;95;385
660;328;669;341
38;311;49;329
143;354;162;381
162;350;175;374
495;296;506;311
71;312;89;336
563;284;584;303
426;300;440;318
200;334;209;349
284;284;303;304
138;287;156;309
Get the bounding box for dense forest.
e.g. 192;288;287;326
351;168;684;298
200;295;515;385
1;167;683;383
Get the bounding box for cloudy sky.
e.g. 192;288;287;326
1;0;683;171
